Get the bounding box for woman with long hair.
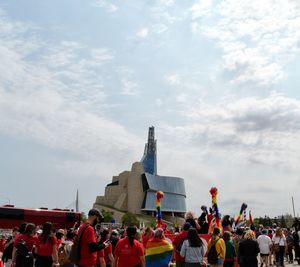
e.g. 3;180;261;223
35;222;58;267
272;227;287;267
238;230;259;267
12;223;37;267
142;227;153;248
113;226;145;267
180;228;205;267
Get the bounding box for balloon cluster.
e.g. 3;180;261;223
156;191;164;228
209;187;221;228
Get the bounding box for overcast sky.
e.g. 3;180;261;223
1;0;300;218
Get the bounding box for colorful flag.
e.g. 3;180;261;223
145;238;173;267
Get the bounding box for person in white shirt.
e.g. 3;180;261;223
272;228;287;267
257;229;272;267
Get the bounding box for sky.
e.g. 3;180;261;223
1;0;300;218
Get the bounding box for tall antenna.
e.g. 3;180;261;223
292;196;296;218
76;189;79;212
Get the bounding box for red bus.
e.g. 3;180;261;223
0;205;81;229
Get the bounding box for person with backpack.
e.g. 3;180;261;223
12;223;37;267
35;222;59;267
180;228;205;266
3;227;18;267
74;208;110;267
58;229;76;267
207;227;226;267
238;230;260;267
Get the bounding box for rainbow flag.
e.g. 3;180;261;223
145;238;173;267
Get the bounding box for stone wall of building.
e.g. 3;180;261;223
127;162;145;214
94;162;145;215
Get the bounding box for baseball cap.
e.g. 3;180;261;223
88;208;103;220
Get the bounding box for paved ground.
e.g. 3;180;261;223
264;260;300;266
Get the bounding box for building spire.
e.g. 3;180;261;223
141;126;157;175
76;189;79;212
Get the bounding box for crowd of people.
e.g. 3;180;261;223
0;207;300;267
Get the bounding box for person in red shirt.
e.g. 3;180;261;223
77;208;110;267
113;226;145;267
99;229;114;267
12;223;38;267
56;229;65;248
142;227;153;248
0;235;6;253
172;222;191;267
35;222;59;267
97;246;106;267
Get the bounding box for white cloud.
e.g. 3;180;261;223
135;24;168;40
121;78;139;95
158;0;175;7
155;98;163;106
176;94;187;103
190;0;213;19
0;8;140;169
157;93;300;216
195;0;300;85
167;93;300;167
165;74;181;85
136;28;149;38
152;24;168;34
92;0;118;12
117;67;139;96
91;48;114;62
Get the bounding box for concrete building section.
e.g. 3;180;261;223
93;127;187;222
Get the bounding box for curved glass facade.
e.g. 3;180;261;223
141;172;186;213
141;191;186;212
144;173;186;196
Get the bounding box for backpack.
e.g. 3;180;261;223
58;243;72;266
16;240;30;258
68;224;89;263
207;239;220;264
16;239;33;267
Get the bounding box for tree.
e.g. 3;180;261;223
101;209;114;223
122;212;140;226
266;216;272;227
148;218;156;228
279;215;287;228
273;217;279;226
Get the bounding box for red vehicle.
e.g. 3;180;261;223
0;205;81;229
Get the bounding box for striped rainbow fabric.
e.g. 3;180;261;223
145;238;173;267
